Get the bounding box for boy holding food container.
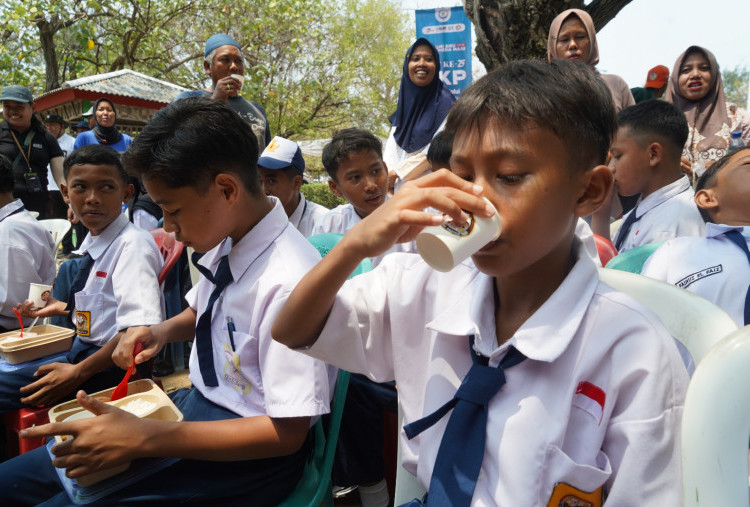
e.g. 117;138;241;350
272;60;688;505
0;97;330;505
0;145;163;412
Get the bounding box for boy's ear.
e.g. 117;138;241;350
203;59;211;78
648;142;663;168
215;173;241;203
575;165;613;217
292;174;303;192
695;188;718;213
60;182;69;202
122;183;135;205
328;178;343;198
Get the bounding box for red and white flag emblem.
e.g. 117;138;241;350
573;381;606;424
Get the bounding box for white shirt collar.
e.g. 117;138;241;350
288;192;306;229
0;199;25;221
426;240;598;363
196;197;289;282
705;222;750;240
75;212;129;260
635;175;692;217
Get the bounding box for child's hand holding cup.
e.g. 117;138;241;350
28;283;53;309
416;198;502;272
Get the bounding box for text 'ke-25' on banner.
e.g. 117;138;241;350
415;6;472;96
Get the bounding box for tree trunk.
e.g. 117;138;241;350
464;0;633;71
36;17;61;92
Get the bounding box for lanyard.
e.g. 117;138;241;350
9;130;34;172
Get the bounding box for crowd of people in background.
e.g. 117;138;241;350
0;7;748;504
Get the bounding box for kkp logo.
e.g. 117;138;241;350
435;7;451;23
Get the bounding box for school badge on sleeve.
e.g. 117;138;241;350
75;310;91;337
547;482;602;507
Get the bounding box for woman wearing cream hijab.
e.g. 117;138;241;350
547;9;635;112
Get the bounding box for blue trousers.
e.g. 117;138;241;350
0;388;310;505
0;337;124;414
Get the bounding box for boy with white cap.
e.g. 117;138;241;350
258;136;328;237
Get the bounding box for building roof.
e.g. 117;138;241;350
37;69;188;104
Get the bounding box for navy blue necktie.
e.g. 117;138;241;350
614;207;642;251
192;252;233;387
64;253;94;313
724;230;750;325
402;337;527;506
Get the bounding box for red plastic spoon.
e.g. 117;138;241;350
110;342;143;401
12;308;24;338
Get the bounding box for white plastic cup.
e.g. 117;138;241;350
28;283;53;308
231;73;244;91
416;198;502;272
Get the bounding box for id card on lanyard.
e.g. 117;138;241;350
10;130;42;192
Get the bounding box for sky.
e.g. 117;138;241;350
399;0;750;90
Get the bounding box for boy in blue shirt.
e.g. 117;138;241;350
1;97;330;505
273;61;688;505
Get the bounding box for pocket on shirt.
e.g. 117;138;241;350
73;292;103;339
219;330;261;397
538;445;611;506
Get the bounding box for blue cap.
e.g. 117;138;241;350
74;120;90;130
0;85;33;103
204;33;241;58
258;136;305;174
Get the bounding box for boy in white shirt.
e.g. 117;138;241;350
313;128;415;267
642;147;750;326
273;60;688;505
258;136;328;237
0;153;55;332
4;97;330;505
3;145;163;411
597;100;704;252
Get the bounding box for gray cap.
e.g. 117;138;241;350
83;106;94;117
0;85;33;104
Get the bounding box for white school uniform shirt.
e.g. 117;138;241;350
642;223;750;326
72;213;164;346
186;198;330;419
46;133;75;191
574;217;601;266
289;192;328;237
613;175;705;252
0;199;55;329
311;202;416;267
303;242;688;505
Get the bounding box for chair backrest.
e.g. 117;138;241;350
39;219;71;256
681;324;750;506
149;228;184;285
592;233;618;266
604;241;664;273
597;268;738;366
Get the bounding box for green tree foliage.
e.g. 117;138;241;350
300;182;347;210
723;65;749;107
0;0;410;137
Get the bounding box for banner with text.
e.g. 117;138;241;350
415;6;472;96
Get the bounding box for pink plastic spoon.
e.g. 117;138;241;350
110;342;143;401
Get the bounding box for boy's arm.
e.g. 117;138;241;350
16;298;68;318
112;306;197;369
22;391;311;477
272;169;491;348
19;330;124;407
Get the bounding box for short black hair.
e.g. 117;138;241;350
0;154;13;193
695;146;750;222
321;128;383;180
426;130;453;168
63;145;128;184
444;59;616;171
122;97;262;196
617;100;689;154
259;165;301;182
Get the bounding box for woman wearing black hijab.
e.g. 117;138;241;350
73;98;132;152
383;38;455;190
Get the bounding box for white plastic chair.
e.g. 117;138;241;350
39;219;71;257
598;268;738;366
681;325;750;506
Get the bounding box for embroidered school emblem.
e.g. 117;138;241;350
548;482;602;507
441;213;475;237
222;343;251;394
75;311;91;337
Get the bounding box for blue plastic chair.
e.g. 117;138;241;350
605;241;664;273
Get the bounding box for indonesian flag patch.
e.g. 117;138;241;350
573;381;606;424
